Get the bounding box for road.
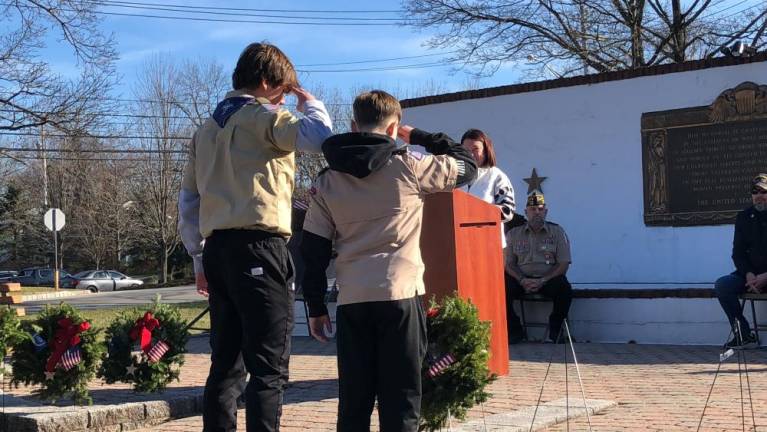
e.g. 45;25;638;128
23;285;204;311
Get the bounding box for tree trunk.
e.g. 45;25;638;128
161;247;169;284
671;0;686;62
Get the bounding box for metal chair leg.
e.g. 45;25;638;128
519;298;529;341
302;300;311;336
750;299;760;345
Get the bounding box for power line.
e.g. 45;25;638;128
0;109;196;120
707;1;765;20
47;7;400;26
300;60;460;73
295;51;457;67
86;0;400;14
87;0;402;21
700;0;751;18
0;94;353;106
0;147;186;154
0;131;191;140
0;155;186;162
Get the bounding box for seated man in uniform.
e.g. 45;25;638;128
505;190;573;343
713;174;767;349
299;90;477;431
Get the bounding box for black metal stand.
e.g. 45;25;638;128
184;306;210;333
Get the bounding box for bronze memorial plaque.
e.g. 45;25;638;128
641;82;767;226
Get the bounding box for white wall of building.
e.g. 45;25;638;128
404;62;767;285
401;61;767;344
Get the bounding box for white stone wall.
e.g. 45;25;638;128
401;61;767;344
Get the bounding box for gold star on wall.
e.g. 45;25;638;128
524;168;547;193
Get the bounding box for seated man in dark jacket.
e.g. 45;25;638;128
714;173;767;349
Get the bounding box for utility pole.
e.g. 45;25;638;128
39;127;58;289
39;126;48;206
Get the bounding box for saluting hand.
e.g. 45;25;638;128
397;125;414;144
290;86;316;113
309;315;333;342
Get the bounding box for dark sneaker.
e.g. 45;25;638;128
724;332;759;350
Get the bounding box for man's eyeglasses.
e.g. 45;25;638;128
752;189;767;195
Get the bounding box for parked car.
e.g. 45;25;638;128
0;270;18;281
71;270;144;292
14;267;76;288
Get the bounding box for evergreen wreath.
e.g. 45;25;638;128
0;306;25;374
420;295;495;431
10;304;103;405
98;299;189;393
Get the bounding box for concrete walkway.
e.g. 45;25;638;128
6;336;767;431
143;338;767;431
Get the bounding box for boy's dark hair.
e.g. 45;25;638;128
232;42;298;91
460;128;497;168
353;90;401;129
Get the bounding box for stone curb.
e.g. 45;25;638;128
0;391;203;432
22;290;93;302
0;393;616;432
453;398;617;431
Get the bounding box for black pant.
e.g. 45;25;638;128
505;274;572;340
714;272;751;336
202;230;295;432
336;296;427;432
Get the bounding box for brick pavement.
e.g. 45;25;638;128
143;338;767;431
7;336;767;431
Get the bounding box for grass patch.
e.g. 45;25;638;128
22;301;211;335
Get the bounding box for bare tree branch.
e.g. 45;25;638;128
403;0;761;77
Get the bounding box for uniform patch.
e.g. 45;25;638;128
310;186;317;196
408;150;424;160
514;240;530;254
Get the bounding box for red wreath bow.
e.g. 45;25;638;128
45;318;90;372
129;312;160;353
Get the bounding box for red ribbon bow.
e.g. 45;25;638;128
129;312;160;353
45;318;90;372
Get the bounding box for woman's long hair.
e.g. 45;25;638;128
460;128;496;168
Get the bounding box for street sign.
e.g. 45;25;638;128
44;208;65;232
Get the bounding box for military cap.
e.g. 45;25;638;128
752;174;767;192
526;190;545;207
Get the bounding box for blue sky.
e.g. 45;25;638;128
37;0;766;102
40;0;524;100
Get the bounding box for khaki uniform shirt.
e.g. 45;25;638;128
303;152;458;306
181;90;300;239
506;222;571;277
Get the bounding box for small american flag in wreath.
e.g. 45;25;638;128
58;347;82;371
427;353;456;378
147;340;170;363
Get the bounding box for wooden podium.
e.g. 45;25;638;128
420;190;509;376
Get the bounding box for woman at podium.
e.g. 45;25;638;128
460;128;517;247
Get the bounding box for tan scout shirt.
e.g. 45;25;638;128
303;152;458;306
182;90;300;238
506;222;571;277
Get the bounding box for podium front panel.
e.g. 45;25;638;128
421;191;509;376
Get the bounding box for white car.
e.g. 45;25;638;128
72;270;144;292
